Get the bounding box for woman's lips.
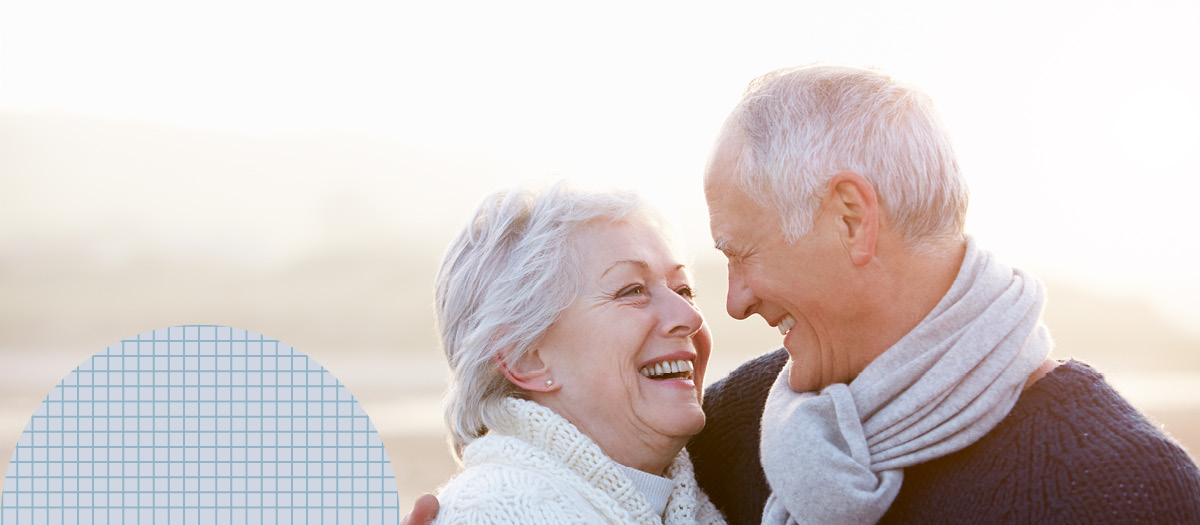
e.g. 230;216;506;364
639;359;694;380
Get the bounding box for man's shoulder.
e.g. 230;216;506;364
888;359;1200;523
703;348;789;405
695;347;788;445
1016;360;1191;457
1024;360;1200;494
687;348;787;525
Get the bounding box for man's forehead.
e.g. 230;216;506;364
703;169;740;214
705;173;755;219
704;127;744;184
706;195;739;253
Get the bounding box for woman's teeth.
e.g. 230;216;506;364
639;359;694;380
778;315;797;336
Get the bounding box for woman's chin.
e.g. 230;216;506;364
680;411;707;438
644;404;706;442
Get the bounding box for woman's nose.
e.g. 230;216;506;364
661;288;704;337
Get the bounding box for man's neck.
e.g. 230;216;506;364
1024;358;1060;390
857;234;968;361
863;235;1058;391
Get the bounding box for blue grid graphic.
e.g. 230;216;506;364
1;325;400;524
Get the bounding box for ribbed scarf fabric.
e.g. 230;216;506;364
759;239;1052;525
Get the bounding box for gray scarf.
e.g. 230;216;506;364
760;239;1052;524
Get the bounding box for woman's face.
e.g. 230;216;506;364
533;219;711;472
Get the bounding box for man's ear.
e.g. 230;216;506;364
495;348;559;392
826;171;879;267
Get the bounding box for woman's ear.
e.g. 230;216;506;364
495;348;559;392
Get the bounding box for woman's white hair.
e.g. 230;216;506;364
721;64;969;251
434;181;657;458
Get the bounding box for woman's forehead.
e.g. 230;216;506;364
576;221;689;276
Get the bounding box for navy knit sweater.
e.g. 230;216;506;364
688;349;1200;524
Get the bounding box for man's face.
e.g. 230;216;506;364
704;136;866;392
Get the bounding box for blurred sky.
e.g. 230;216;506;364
2;0;1199;334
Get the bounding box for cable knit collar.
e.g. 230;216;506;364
617;463;674;518
490;397;647;510
470;397;716;524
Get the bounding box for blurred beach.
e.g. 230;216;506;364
2;238;1198;506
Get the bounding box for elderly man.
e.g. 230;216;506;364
687;64;1200;523
402;65;1200;524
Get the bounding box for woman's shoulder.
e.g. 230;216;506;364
435;433;610;524
435;458;602;524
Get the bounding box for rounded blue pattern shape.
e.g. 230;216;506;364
1;325;400;524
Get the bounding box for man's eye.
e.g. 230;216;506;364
616;285;646;298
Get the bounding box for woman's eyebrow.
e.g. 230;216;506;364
601;260;648;278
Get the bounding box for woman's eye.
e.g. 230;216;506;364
675;285;695;299
616;285;646;298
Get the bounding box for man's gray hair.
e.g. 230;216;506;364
722;64;969;250
434;182;655;457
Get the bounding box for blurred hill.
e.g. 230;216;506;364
1040;285;1200;371
5;111;1197;371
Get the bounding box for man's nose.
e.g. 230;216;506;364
725;269;756;320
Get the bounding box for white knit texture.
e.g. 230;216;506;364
434;398;725;524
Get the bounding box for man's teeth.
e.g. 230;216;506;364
639;359;695;380
777;315;797;336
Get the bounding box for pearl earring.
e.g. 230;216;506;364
545;379;555;387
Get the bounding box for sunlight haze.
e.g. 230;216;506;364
3;0;1198;504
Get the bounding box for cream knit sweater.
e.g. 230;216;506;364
434;398;725;524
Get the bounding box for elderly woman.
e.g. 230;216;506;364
431;183;724;524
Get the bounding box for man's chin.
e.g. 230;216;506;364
784;339;825;392
787;362;823;393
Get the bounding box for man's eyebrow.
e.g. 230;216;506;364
601;260;649;278
713;239;732;254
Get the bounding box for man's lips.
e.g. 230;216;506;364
777;315;797;336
